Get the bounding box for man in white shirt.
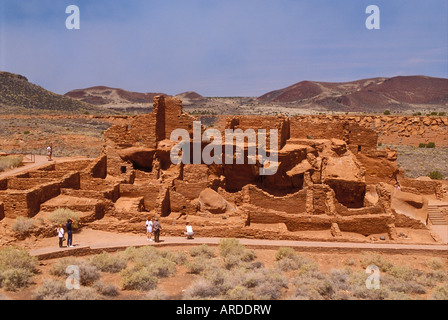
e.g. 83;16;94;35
146;216;153;241
185;222;194;239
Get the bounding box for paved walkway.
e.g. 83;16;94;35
29;229;448;260
0;155;49;178
0;155;91;179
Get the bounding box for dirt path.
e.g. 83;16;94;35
28;229;447;260
0;155;91;178
0;155;49;178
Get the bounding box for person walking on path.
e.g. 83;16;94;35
57;224;65;248
185;222;194;239
66;219;74;247
146;216;154;241
153;218;162;243
47;144;53;161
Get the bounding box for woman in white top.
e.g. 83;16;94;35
146;217;153;241
57;224;65;248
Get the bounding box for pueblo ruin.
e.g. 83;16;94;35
0;95;446;244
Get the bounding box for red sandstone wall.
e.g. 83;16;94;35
244;185;307;214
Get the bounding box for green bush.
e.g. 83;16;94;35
47;209;80;229
275;247;296;261
360;252;394;272
89;252;127;273
120;266;158;291
11;217;35;235
186;256;209;274
428;171;444;180
148;257;177;278
34;279;69;300
0;246;38;291
122;246;160;265
50;257;100;286
92;281;120;297
190;244;216;259
426;258;446;271
426;142;436;148
432;283;448;300
161;250;187;265
274;248;318;273
1;268;35;291
0;155;23;172
226;285;256;300
0;246;38;273
218;238;256;268
383;110;391;115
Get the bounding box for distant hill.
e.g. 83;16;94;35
0;71;95;112
65;86;168;105
258;76;448;111
175;91;204;100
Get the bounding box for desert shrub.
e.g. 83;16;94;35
428;170;444;180
0;246;38;273
219;238;252;259
426;142;436;148
120;266;158;291
122;246;160;265
275;247;296;260
383;110;391;115
1;268;35;291
226;285;256;300
65;286;102;300
419;269;448;287
183;279;220;300
432;283;448;300
382;273;426;295
47;209;80;229
274;248;318;273
419;143;427;148
89;252;127;273
291;271;332;300
388;265;420;282
242;270;266;289
50;257;100;286
11;217;35;235
0;246;38;290
92;281;119;297
34;279;69;300
161;250;187;265
149;257;177;278
360;252;394;272
253;269;289;300
218;239;256;269
0;155;23;172
50;257;80;276
186;256;209;274
190;244;215;259
426;258;446;271
144;289;169;300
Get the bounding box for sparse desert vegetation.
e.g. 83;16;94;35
1;241;447;300
0;155;23;172
380;144;448;179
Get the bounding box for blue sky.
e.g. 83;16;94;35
1;0;447;96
